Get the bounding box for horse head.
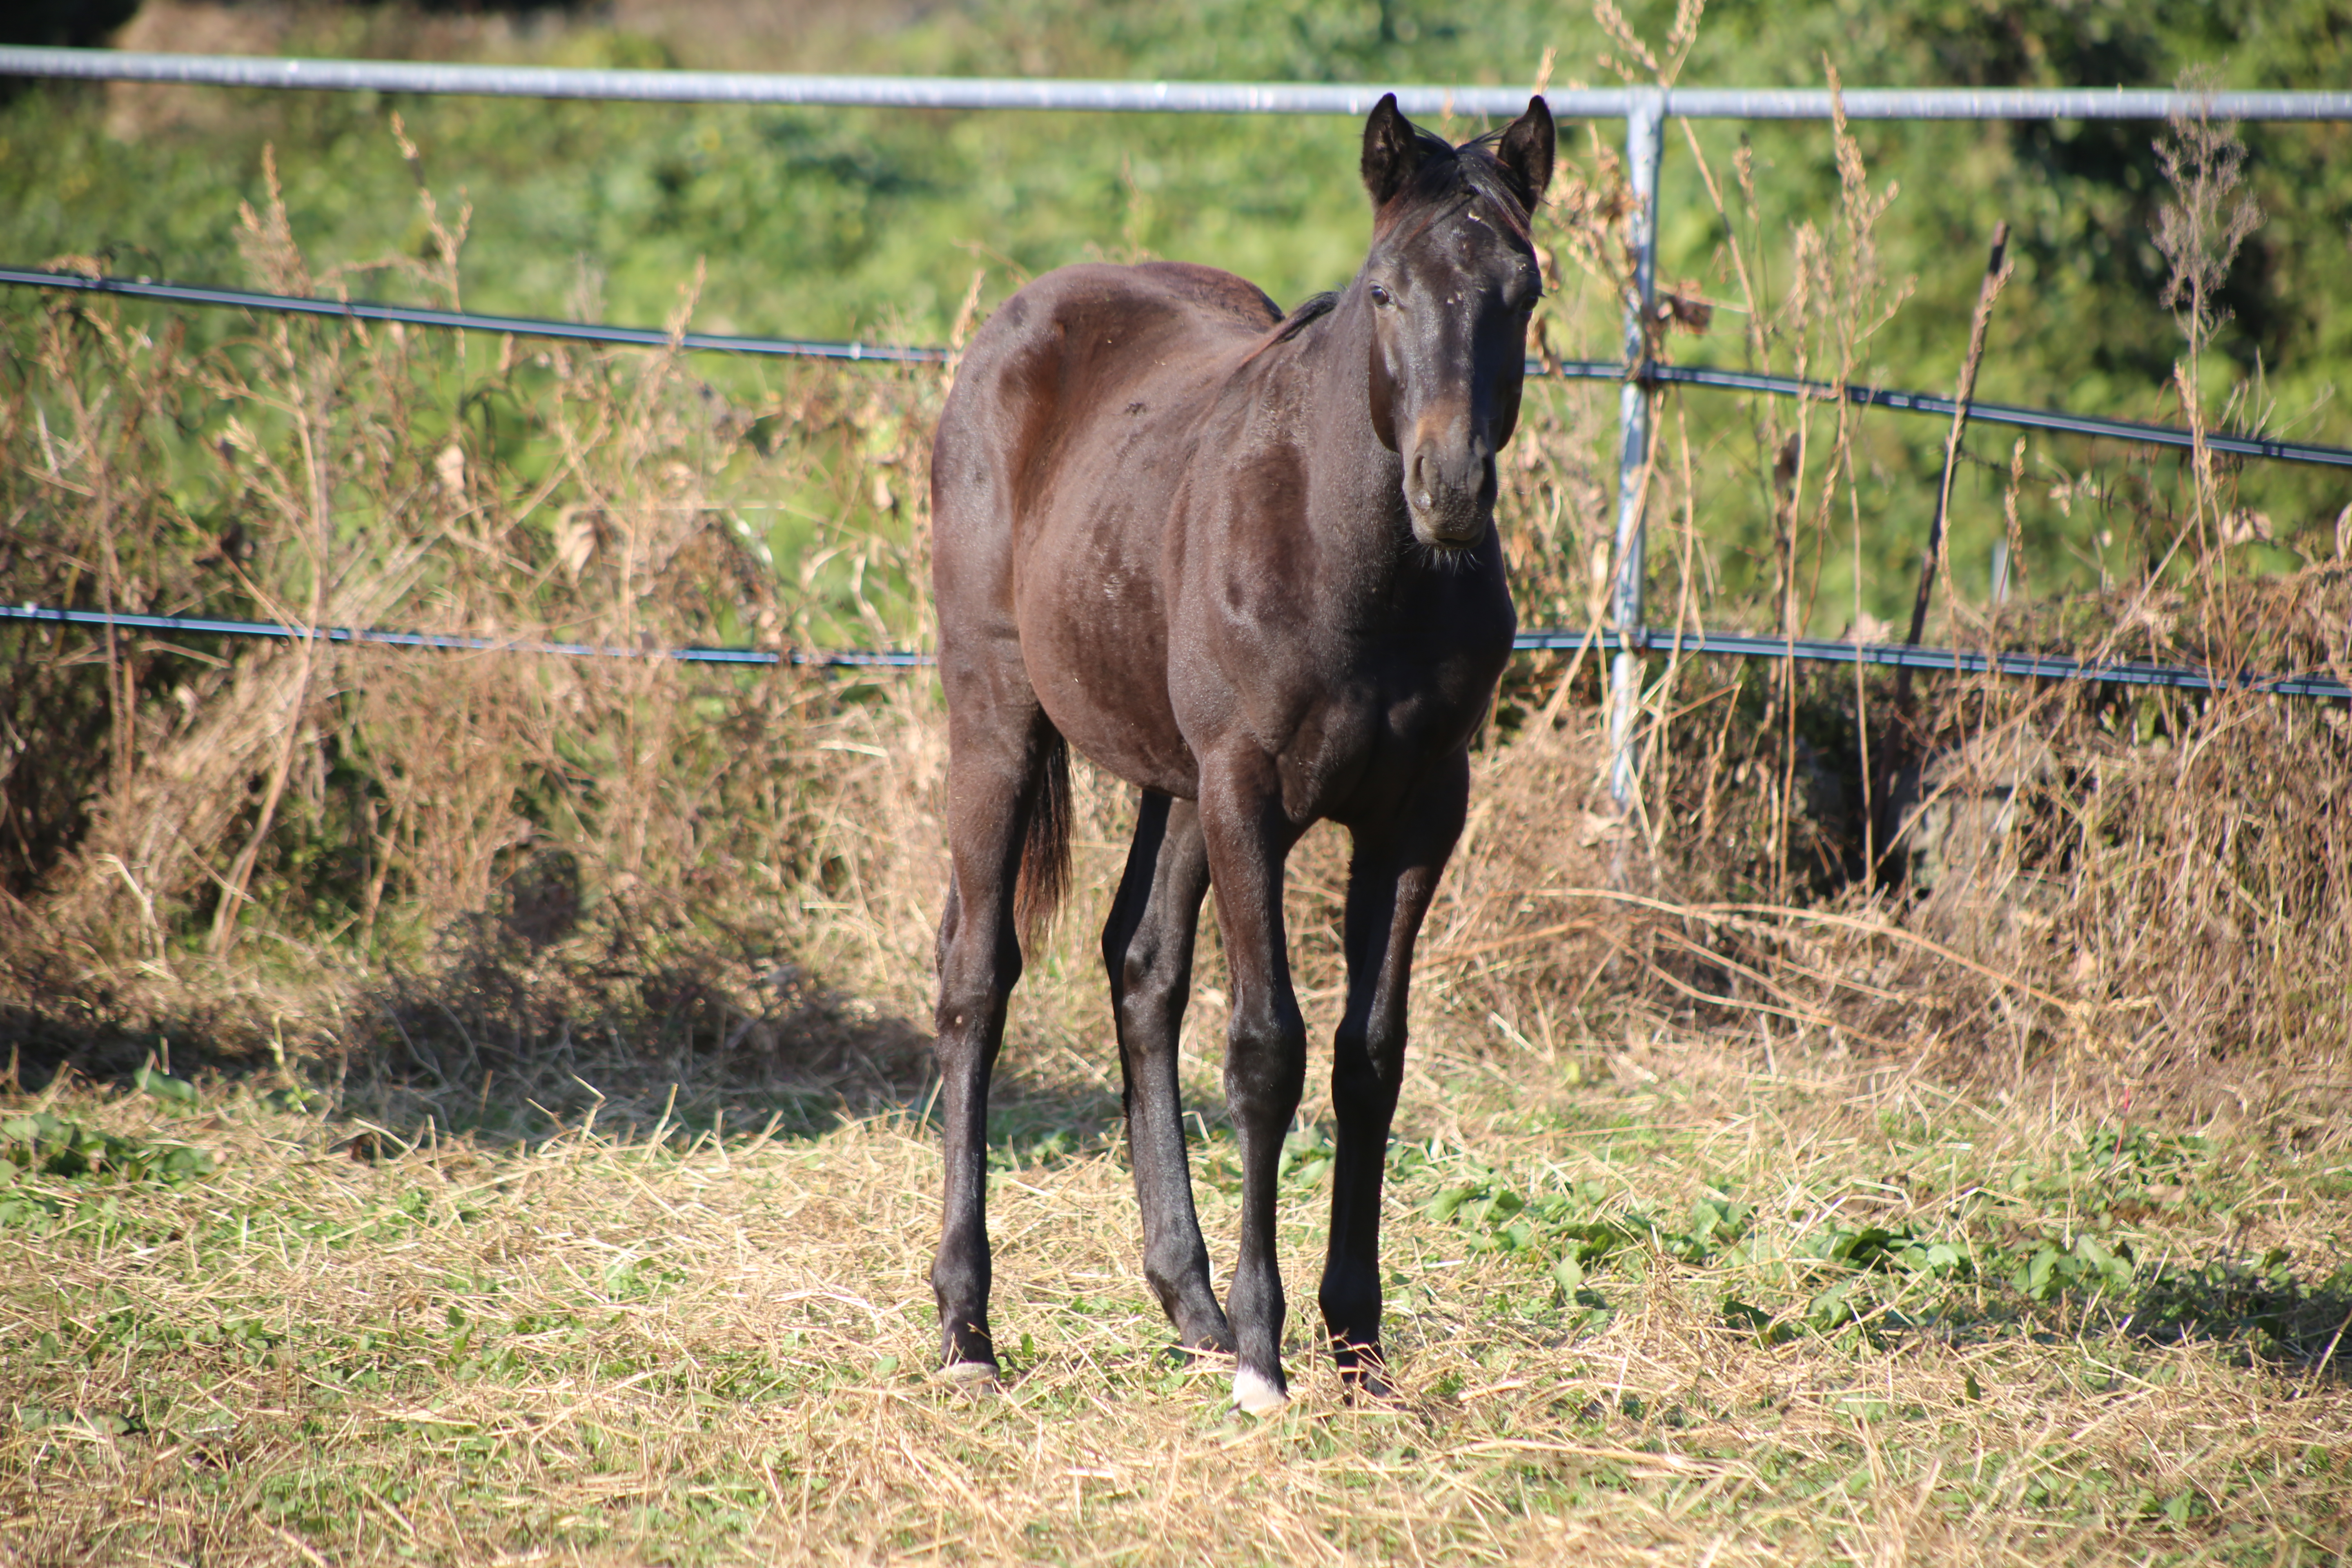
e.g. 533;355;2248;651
1358;92;1555;550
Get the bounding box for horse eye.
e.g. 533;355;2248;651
1368;283;1392;307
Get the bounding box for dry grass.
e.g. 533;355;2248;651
1;134;942;1052
6;1013;2350;1566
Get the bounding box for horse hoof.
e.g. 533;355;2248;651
1231;1368;1289;1417
940;1359;999;1391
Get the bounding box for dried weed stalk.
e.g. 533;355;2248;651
0;134;949;1091
4;74;2347;1148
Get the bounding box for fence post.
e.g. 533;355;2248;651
1607;89;1666;814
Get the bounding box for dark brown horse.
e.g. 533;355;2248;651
927;94;1554;1413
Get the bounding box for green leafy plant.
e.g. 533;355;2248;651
2009;1231;2135;1305
0;1113;216;1187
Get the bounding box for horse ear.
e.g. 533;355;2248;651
1495;96;1556;210
1361;93;1425;207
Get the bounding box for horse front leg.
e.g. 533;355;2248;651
1102;791;1232;1356
1320;754;1469;1396
929;715;1054;1381
1196;752;1307;1415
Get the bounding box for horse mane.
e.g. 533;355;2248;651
1272;290;1341;343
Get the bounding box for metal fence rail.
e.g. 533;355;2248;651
13;267;2350;470
10;604;2345;702
0;265;951;365
6;47;2352;121
1645;364;2352;469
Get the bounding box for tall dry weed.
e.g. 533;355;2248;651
1857;87;2350;1107
0;132;949;1092
1400;58;2351;1118
3;77;2346;1127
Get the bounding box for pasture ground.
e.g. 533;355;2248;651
7;9;2352;1561
6;992;2349;1566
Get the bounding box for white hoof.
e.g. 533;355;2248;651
1232;1368;1289;1417
940;1359;998;1389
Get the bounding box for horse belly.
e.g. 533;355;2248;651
1016;446;1202;799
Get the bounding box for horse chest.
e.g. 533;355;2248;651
1300;658;1500;814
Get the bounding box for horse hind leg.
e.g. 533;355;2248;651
929;702;1066;1380
1102;791;1232;1357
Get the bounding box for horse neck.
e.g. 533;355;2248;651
1279;289;1410;554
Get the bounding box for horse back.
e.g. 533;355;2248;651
931;263;1285;794
933;262;1279;535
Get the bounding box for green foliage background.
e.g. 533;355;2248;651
3;0;2349;622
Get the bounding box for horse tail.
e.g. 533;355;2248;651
1015;727;1072;954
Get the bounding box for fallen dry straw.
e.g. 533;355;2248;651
6;1030;2349;1564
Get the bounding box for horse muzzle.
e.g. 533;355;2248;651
1403;419;1497;550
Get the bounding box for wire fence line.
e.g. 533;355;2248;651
9;49;2350;759
7;47;2352;121
9;604;2345;703
0;267;951;366
0;604;930;668
10;267;2348;470
1642;363;2352;470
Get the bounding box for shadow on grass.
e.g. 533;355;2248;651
2119;1256;2352;1380
0;947;223;1094
1723;1257;2352;1385
336;893;1126;1161
1;882;1127;1166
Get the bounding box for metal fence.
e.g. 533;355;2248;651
6;47;2350;120
7;47;2351;800
8;604;2343;702
12;265;2348;470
